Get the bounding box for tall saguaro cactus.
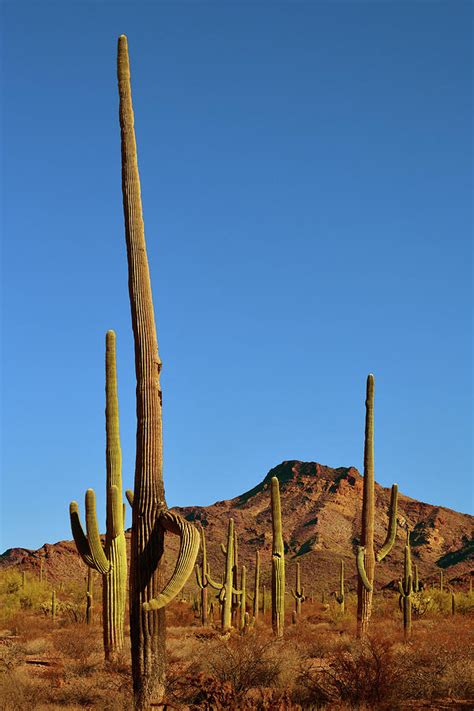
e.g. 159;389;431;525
69;330;127;660
356;374;398;637
335;559;345;615
205;518;242;630
398;528;413;639
290;561;305;615
271;476;285;637
117;35;199;709
253;550;260;621
195;525;210;625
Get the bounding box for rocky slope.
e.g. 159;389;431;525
1;461;472;595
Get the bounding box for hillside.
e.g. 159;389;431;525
1;461;472;594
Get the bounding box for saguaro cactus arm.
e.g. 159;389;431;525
356;546;373;592
376;484;398;562
69;493;111;575
143;511;200;611
85;489;111;574
69;502;95;568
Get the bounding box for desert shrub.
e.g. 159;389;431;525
0;669;40;711
203;633;282;692
0;640;26;673
52;622;101;674
295;634;405;709
0;570;51;622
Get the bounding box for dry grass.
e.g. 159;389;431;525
0;576;472;710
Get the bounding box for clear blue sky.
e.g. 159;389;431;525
1;1;472;552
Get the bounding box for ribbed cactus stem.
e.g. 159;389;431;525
117;35;198;708
253;550;260;620
204;518;241;631
271;477;285;637
86;568;93;625
240;566;247;630
69;331;127;661
398;528;413;639
292;610;297;625
451;590;456;615
194;525;209;625
356;374;398;637
357;375;375;637
336;559;345;614
223;519;236;630
291;561;305;615
51;590;56;622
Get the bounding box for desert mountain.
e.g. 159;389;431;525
2;461;472;594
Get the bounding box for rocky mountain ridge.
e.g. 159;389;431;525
2;461;472;593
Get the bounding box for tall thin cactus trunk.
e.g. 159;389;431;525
69;330;127;660
117;36;199;709
253;550;260;621
271;476;285;637
356;374;398;637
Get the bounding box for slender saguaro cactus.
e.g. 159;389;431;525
253;550;260;620
356;374;398;637
117;36;199;709
86;568;93;625
398;528;413;639
206;518;241;630
335;559;345;615
290;562;305;615
51;590;56;622
271;476;285;637
239;565;247;629
69;330;127;660
195;526;210;626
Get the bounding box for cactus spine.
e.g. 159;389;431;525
290;562;305;615
69;331;127;660
271;476;285;637
117;36;199;708
398;528;413;639
335;559;345;614
356;374;398;637
253;550;260;621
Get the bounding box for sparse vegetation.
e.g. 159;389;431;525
0;581;472;709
